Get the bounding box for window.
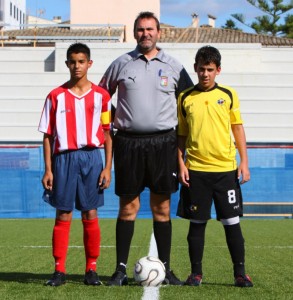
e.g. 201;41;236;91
0;0;4;21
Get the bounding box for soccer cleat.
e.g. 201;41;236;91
184;273;203;286
46;271;66;287
84;269;102;286
162;270;184;286
234;274;253;287
107;270;128;286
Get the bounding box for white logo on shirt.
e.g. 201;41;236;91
60;109;71;113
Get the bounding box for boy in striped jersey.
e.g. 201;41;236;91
38;43;112;286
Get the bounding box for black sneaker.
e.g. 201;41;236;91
84;269;102;286
107;270;128;286
234;274;253;287
184;273;202;286
162;270;183;286
46;271;66;287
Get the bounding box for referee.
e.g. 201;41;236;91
99;11;193;286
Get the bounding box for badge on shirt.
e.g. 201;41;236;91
217;98;225;105
160;76;168;87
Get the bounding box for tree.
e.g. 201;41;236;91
222;19;243;31
279;13;293;37
231;0;293;36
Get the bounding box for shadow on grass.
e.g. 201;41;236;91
0;273;234;287
202;281;234;287
0;273;139;286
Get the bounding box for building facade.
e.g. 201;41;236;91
0;0;26;29
70;0;160;42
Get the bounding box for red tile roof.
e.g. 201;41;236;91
2;25;292;46
159;27;293;46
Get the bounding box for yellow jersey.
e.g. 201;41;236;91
178;83;243;172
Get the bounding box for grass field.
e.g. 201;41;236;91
0;218;292;300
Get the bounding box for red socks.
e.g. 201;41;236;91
82;217;101;272
52;218;101;273
52;219;71;273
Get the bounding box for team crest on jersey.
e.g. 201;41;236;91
217;98;225;105
190;205;197;212
160;76;168;87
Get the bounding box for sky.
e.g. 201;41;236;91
26;0;292;34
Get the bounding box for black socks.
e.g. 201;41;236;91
224;223;246;276
187;221;207;274
115;219;135;273
153;220;172;271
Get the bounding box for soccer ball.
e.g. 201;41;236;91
133;256;166;287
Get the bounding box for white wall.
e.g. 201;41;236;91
0;42;292;143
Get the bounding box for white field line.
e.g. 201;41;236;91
0;245;292;249
142;232;160;300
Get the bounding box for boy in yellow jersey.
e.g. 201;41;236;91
177;45;253;287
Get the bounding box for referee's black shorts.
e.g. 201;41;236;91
113;129;178;198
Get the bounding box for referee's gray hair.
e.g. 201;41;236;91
133;11;160;33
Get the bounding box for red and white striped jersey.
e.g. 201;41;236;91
38;82;111;154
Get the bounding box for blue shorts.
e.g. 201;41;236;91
43;147;104;211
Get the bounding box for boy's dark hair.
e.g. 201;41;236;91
195;45;221;67
66;43;91;60
133;11;160;33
